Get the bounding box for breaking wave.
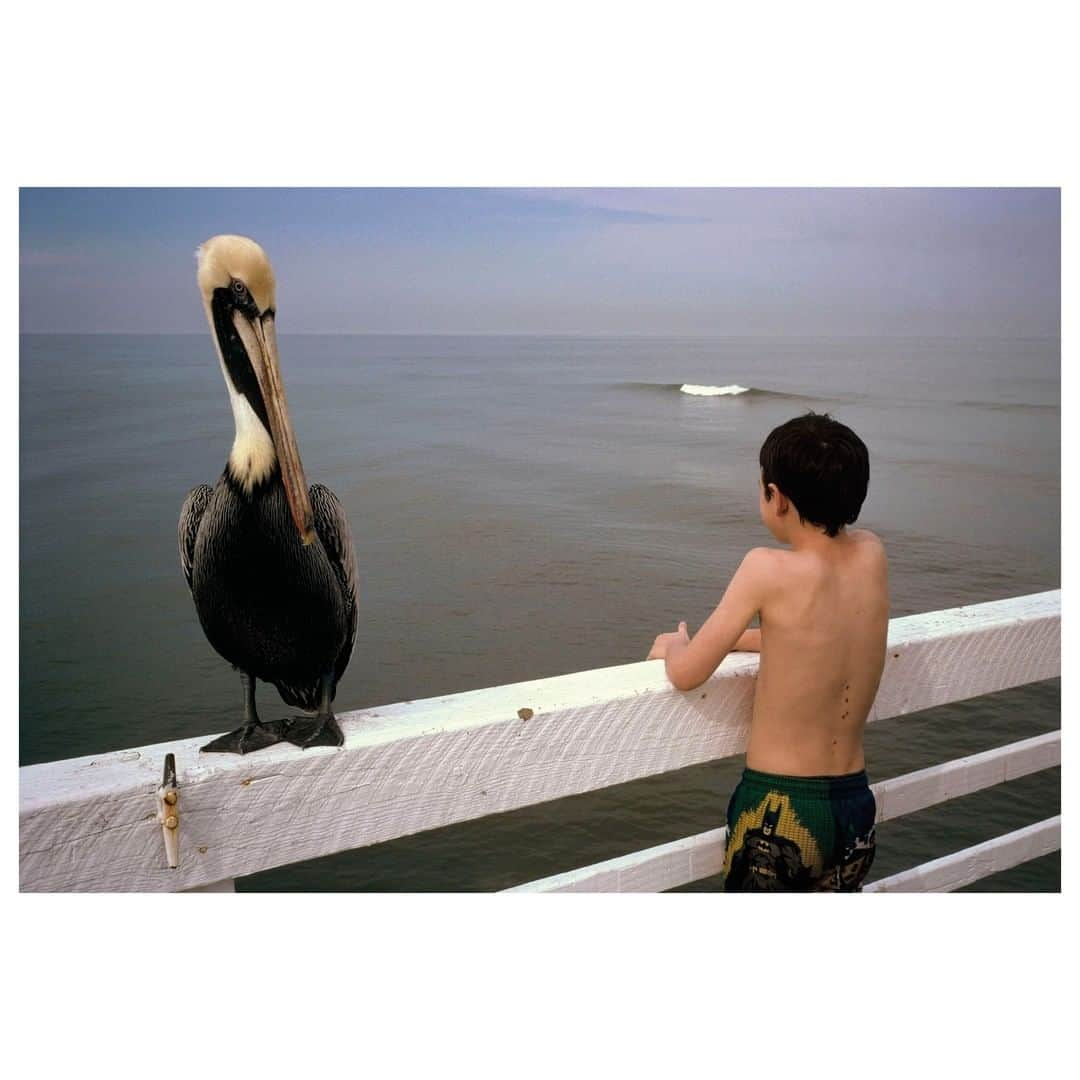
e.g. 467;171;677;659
679;383;751;397
620;381;821;404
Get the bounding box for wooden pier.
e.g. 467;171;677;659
19;590;1060;892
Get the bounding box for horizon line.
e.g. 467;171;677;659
17;330;1062;343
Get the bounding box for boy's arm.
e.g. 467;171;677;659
663;549;769;690
733;627;761;652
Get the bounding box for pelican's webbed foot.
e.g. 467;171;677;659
201;671;290;754
283;673;345;749
284;712;345;749
200;718;290;755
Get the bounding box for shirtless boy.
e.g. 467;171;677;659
647;413;889;891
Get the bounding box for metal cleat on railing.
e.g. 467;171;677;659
157;753;180;869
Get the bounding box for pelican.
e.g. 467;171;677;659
179;235;358;754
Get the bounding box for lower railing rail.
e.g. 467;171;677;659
506;731;1061;892
865;817;1060;893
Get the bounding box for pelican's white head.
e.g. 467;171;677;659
196;235;314;544
196;234;277;315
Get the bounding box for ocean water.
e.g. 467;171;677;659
19;333;1061;891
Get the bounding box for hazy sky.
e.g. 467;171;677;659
19;188;1059;336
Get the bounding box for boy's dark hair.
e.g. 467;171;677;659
759;412;869;537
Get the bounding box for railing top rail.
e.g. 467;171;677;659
20;589;1060;793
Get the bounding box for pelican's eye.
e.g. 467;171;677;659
231;279;248;298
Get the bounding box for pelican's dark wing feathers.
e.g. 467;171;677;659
310;482;359;685
178;484;214;590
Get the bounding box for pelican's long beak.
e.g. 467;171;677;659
232;310;316;545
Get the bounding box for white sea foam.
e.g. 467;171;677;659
679;383;752;397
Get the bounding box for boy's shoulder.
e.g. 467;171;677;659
739;545;786;572
735;546;790;592
848;528;887;558
741;531;886;576
737;531;885;579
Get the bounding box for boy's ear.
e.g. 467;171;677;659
768;483;788;513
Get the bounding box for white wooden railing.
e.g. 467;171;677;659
19;590;1060;893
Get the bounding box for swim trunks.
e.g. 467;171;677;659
722;767;877;892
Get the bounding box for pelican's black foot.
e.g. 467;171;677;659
200;718;290;755
284;712;345;749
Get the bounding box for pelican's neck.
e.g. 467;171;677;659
226;381;277;493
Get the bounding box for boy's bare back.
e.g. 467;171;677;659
746;528;888;775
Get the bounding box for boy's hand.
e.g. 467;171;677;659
647;621;689;660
